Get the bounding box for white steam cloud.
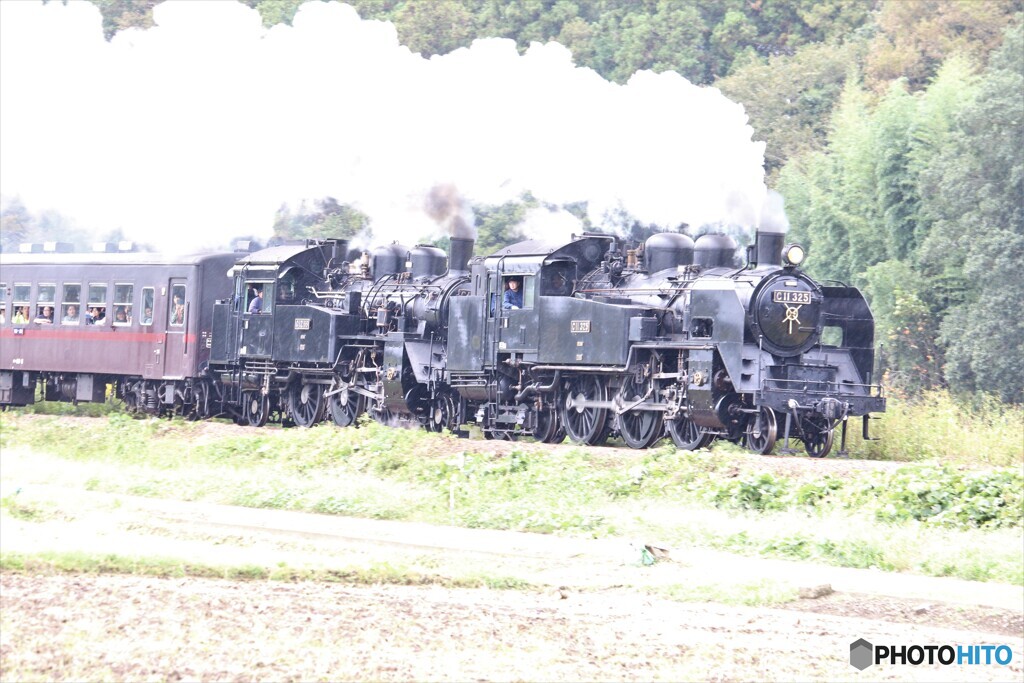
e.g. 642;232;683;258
0;0;768;252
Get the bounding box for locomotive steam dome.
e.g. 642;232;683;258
644;233;694;273
750;273;822;355
371;243;410;278
694;234;737;269
409;245;447;279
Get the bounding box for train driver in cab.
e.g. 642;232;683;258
248;287;263;315
503;277;523;310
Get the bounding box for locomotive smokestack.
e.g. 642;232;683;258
753;190;789;267
755;230;785;268
449;236;474;275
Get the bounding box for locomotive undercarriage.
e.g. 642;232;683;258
485;344;878;457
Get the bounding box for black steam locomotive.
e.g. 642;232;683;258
0;229;885;457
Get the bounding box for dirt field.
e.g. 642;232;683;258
2;481;1022;682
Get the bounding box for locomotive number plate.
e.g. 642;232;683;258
294;318;311;330
570;320;591;334
773;291;811;305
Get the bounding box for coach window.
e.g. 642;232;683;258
0;282;6;324
169;284;186;326
114;284;133;326
87;284;107;325
62;284;82;324
35;284;56;324
141;288;154;325
12;283;30;324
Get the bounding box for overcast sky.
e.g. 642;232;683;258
0;0;769;251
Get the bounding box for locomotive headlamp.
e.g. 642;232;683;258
782;244;805;267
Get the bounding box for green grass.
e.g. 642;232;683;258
2;409;1021;586
0;550;535;590
0;493;52;522
850;389;1024;466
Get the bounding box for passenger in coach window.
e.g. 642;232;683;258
171;295;185;324
142;306;153;325
63;305;80;323
115;307;128;324
92;308;106;325
35;306;54;324
13;307;29;324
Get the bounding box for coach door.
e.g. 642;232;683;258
163;280;189;378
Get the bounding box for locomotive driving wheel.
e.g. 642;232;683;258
802;418;835;458
616;374;664;449
243;390;269;427
561;375;608;445
428;389;460;433
744;405;778;455
327;381;365;428
667;414;714;450
288;380;324;428
533;405;564;444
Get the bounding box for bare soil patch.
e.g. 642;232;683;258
3;573;1023;683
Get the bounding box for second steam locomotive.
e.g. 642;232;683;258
0;228;885;456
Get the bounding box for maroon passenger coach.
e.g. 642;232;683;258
0;250;237;411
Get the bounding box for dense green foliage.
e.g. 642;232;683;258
19;1;1023;405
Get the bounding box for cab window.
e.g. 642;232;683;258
245;282;272;315
522;276;535;309
541;264;574;296
501;275;535;310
